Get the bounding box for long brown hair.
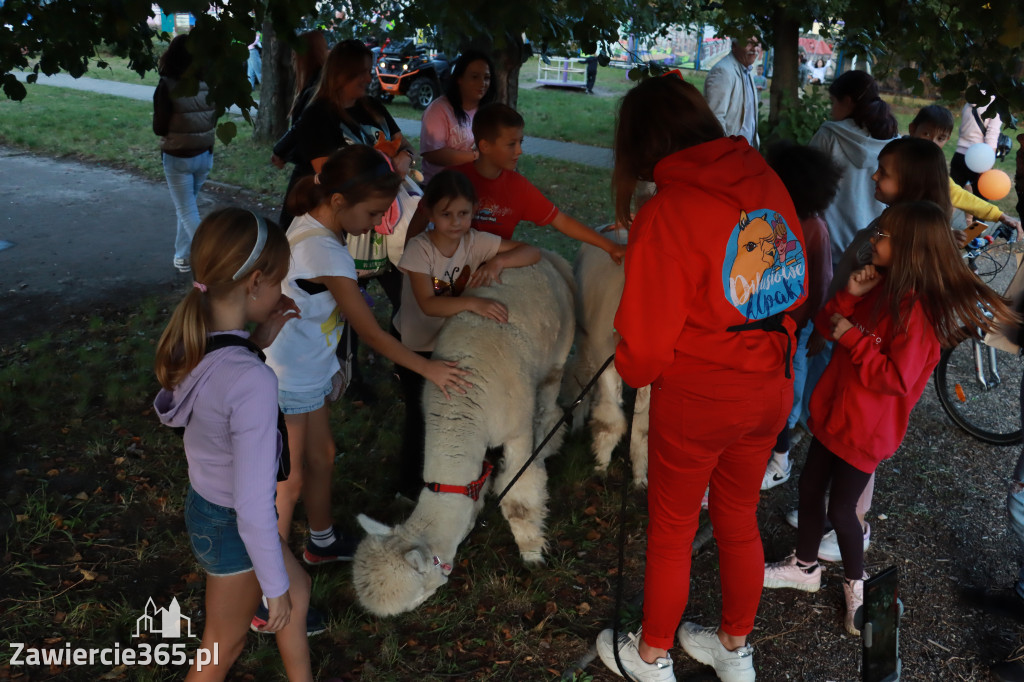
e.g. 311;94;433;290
312;39;372;113
154;209;290;389
290;30;329;118
286;144;401;218
613;76;724;226
877;137;952;219
877;201;1015;347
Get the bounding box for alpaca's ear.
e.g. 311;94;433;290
357;513;394;536
404;547;431;575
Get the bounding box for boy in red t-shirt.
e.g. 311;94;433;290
453;103;625;263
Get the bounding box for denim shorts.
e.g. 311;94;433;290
278;376;334;415
184;487;254;577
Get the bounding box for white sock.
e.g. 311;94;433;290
309;526;336;548
771;450;790;469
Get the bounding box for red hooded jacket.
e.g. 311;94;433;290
614;137;807;388
808;284;941;472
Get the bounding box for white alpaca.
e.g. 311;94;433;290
562;226;650;487
353;252;575;616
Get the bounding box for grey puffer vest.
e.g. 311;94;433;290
159;78;216;155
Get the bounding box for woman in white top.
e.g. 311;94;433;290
418;50;496;183
950;97;1003;198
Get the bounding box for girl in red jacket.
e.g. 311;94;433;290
764;200;1014;636
596;75;807;682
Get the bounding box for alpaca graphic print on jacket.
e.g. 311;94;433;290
724;209;805;318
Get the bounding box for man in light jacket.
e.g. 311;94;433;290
704;37;762;148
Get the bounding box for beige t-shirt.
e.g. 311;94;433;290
395;228;502;352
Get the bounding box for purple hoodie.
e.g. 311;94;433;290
154;331;289;598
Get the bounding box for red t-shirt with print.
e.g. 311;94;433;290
453;162;559;239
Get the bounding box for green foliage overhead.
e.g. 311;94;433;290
1;0;315;141
2;0;1023;135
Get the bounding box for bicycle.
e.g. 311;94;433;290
934;222;1024;445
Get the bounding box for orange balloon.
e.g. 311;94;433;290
978;169;1012;201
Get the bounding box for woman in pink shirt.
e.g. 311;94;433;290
419;50;496;183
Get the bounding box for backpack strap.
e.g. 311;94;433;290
971;106;990;135
204;335;291;482
725;312;794;379
287;226;340;296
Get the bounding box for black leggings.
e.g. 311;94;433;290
796;438;873;579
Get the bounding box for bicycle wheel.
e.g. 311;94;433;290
935;334;1023;445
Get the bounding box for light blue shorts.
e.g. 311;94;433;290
184;487;254;577
278;376;334;415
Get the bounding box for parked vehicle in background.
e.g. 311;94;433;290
369;38;450;109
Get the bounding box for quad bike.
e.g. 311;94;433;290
369;38;451;109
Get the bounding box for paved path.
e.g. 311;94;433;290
13;73;613;169
0;147;246;345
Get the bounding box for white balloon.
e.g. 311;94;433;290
965;142;996;174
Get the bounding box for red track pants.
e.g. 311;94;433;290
641;373;791;650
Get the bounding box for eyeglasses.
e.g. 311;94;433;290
872;227;890;239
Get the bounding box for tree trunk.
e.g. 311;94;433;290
253;20;294;144
492;33;525;108
768;8;800;128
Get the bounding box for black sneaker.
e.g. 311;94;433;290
250;604;327;636
303;529;358;565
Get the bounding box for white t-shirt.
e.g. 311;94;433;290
265;214;358;393
419;96;476;184
395;228;501;352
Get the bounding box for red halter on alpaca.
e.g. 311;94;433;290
424;461;494;501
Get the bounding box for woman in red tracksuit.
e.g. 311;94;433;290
595;75;807;682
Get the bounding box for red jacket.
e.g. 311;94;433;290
614;137;806;387
808;284;940;472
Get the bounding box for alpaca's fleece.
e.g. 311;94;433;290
353;252;575;616
561;227;650;486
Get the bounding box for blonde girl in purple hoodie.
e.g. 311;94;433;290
154;208;313;681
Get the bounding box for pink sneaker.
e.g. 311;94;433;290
763;553;821;592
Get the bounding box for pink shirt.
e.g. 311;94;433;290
419;96;476;183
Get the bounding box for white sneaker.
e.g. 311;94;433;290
763;553;821;592
785;508;799;529
761;455;792;490
677;622;755;682
817;523;871;562
596;628;675;681
844;576;866;636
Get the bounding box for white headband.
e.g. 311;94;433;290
232;212;268;281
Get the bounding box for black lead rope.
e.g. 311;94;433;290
490;353;617;507
610;377;636;679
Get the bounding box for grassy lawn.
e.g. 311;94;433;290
0;84;615;232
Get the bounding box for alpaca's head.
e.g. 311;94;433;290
352;514;452;616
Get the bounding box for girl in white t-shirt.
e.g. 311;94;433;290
392;169;541;498
265;145;471;565
418;50;496;183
